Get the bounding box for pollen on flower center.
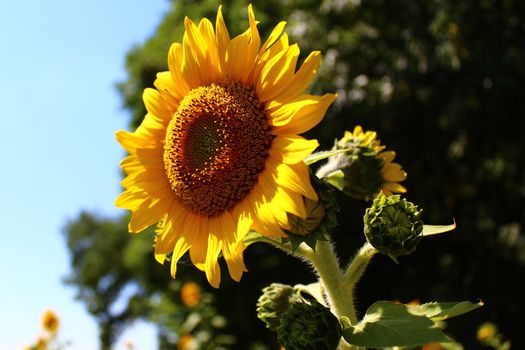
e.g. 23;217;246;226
164;81;273;216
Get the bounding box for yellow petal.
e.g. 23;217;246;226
383;182;407;194
258;21;286;57
154;203;187;256
274;186;307;219
154;71;182;106
270;51;321;104
257;172;291;229
128;197;171;233
198;18;220;79
267;158;318;201
257;44;299;102
143;88;173;122
115;130;156;154
215;5;230;72
225;31;256;83
170;232;193;278
225;6;259;84
269;135;319;164
115;190;147;210
249;31;289;85
181;28;203;89
249;183;287;237
168;43;190;97
219;211;247;281
382;163;407;182
120;155;163;174
188;213;207;271
378;150;396;163
205;216;224;288
269;93;337;135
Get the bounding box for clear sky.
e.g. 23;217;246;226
0;0;170;348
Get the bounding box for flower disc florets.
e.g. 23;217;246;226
364;193;424;261
164;81;273;216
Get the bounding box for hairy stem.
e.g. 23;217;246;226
296;240;358;324
341;242;377;319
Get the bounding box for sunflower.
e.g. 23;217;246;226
342;125;407;197
115;5;336;287
318;125;406;200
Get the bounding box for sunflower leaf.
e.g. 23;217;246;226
407;300;483;321
303;148;352;165
422;221;456;236
341;301;452;347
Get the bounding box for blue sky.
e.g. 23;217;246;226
0;0;170;348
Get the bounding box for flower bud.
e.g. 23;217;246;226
277;299;341;350
284;175;339;250
317;126;407;201
256;283;300;331
364;193;423;261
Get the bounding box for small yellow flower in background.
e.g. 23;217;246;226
180;281;201;307
178;334;195;350
42;310;59;334
116;5;336;287
477;322;497;341
422;343;444;350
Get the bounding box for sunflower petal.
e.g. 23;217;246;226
257;44;299;102
383;182;407;194
129;197;171;233
382;163;407;182
168;43;190;97
270;51;321;105
269;93;337;135
215;5;230;72
378;150;397;163
269;135;319;164
268;158;318;201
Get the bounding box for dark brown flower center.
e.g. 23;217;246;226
164;81;273;216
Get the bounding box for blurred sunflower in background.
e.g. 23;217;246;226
115;5;336;287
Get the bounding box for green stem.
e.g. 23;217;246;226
341;242;377;318
296;240;358;324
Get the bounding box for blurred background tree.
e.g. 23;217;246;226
64;0;525;348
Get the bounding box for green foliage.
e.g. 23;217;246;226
341;301;482;347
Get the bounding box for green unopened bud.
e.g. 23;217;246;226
333;146;385;201
283;175;339;251
364;193;424;261
277;299;341;350
287;197;326;237
256;283;300;331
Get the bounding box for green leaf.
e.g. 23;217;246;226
408;300;483;321
422;222;456;236
324;170;345;190
341;301;451;347
304;148;352;165
293;282;326;306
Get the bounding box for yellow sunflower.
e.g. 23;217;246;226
342;125;407;197
115;5;336;287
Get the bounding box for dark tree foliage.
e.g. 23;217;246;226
64;0;525;348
